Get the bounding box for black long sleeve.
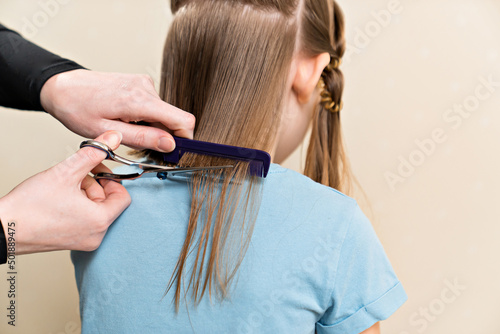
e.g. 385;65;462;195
0;24;85;111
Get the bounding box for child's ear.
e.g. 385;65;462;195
292;52;330;104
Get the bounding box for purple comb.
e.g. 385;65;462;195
162;136;271;178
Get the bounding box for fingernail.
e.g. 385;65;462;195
158;137;175;152
103;131;122;148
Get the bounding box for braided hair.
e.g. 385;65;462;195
302;0;351;193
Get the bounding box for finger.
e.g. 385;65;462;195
91;162;114;188
91;162;112;175
148;120;194;140
60;131;123;179
147;121;185;144
122;93;195;139
103;120;177;153
81;175;106;201
169;125;195;140
145;100;195;139
98;179;131;222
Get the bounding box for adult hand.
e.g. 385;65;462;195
40;69;195;152
0;131;131;255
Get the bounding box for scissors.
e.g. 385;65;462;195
80;140;234;181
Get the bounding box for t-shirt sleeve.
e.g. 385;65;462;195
316;204;407;334
0;23;85;111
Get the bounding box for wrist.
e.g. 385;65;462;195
0;196;12;234
0;196;34;256
40;69;87;117
0;197;11;263
0;219;6;265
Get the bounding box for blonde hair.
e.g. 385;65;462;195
301;0;350;191
138;0;349;311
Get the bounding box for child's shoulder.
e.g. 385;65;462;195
263;164;365;240
267;164;358;210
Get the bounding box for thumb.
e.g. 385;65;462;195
60;131;123;177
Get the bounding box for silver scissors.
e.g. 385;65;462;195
80;140;233;181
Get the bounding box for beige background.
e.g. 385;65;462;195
0;0;498;333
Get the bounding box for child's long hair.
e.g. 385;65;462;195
138;0;349;311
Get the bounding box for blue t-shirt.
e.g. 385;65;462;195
72;164;407;334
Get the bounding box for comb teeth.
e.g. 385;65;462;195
162;136;271;178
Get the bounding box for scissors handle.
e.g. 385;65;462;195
80;140;112;157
